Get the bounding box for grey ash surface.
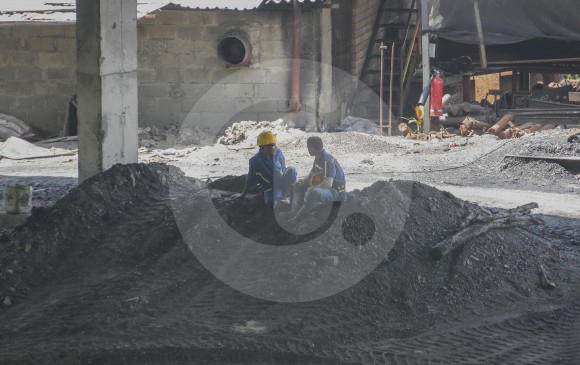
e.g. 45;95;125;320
0;163;579;364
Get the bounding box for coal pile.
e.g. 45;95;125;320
0;163;579;364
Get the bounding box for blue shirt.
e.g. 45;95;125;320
311;150;345;187
246;148;286;192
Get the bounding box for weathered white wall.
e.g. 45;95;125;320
76;0;138;181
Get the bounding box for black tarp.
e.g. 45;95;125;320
426;0;580;45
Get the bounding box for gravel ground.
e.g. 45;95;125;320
1;126;579;233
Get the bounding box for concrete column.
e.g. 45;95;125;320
76;0;138;182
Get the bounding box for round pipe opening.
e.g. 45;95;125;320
218;33;252;67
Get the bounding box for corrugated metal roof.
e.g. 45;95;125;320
0;0;323;22
160;0;263;12
0;1;232;22
164;0;326;11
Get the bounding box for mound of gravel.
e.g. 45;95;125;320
507;129;580;157
0;164;577;364
217;119;305;146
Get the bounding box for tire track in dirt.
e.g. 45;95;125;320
349;300;580;364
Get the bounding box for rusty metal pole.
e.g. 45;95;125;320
388;43;395;136
291;0;302;112
463;75;472;102
379;42;385;135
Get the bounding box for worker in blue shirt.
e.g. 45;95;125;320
238;131;297;209
281;136;346;223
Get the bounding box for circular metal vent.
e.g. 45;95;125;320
217;32;252;67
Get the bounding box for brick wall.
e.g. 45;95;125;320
351;0;381;79
0;9;323;138
0;23;76;136
137;9;322;137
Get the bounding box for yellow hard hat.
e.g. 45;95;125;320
257;131;276;146
415;105;424;120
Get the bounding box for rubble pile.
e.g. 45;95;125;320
217;119;304;146
0;163;578;363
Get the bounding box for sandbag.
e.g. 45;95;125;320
0;113;34;139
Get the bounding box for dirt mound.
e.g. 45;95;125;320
0;164;578;364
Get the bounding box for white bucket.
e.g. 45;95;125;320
3;185;33;214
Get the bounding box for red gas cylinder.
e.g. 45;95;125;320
430;74;444;117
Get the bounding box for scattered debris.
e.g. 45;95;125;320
457;113;557;140
398;123;456;141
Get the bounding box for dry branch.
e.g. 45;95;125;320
430;203;543;260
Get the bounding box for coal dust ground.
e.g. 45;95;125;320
1;163;580;364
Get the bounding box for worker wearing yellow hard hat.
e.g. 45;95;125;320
237;131;297;209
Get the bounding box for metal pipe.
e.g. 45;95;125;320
291;0;302;112
420;0;431;133
475;57;580;66
389;43;395;136
380;42;385;135
509;111;580;116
